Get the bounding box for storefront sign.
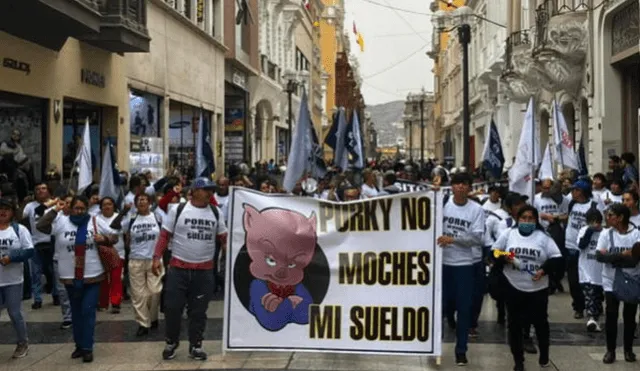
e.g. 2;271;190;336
81;69;105;88
2;57;30;75
223;188;443;355
232;71;246;90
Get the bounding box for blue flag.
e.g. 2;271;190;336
324;111;339;150
309;121;328;177
345;110;364;169
334;108;349;170
577;132;588;176
196;111;215;178
481;118;505;179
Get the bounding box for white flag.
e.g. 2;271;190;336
539;143;554;181
509;97;539;200
99;142;118;201
283;90;313;192
76;118;92;193
552;100;579;169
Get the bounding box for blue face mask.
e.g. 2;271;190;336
518;222;536;235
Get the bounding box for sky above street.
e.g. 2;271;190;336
343;0;435;105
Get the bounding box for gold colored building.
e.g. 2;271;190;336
428;0;465;161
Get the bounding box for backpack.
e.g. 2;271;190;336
11;222;19;239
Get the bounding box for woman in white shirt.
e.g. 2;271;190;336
0;197;34;359
595;203;640;364
36;195;117;363
111;193;163;337
492;205;563;371
94;197;125;314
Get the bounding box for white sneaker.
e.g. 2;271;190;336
586;318;601;332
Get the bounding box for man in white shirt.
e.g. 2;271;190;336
437;172;485;366
152;177;227;362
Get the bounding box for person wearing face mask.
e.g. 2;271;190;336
0;197;34;359
595;204;640;364
577;209;605;333
94;197;125;313
492;205;562;371
36;196;118;363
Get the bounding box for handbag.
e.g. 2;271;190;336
93;217;121;272
609;229;640;304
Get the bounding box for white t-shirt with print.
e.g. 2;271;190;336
123;214;160;260
94;213;125;259
162;202;228;264
52;215;104;280
592;188;608;204
361;184;379;199
0;224;33;287
597;225;640;292
484;209;509;247
492;228;562;292
533;194;569;230
442;199;486;266
630;213;640;228
482;199;501;217
576;226;603;285
22;201;52;245
565;199;603;251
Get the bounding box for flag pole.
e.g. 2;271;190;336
554;100;565;169
530;96;536;201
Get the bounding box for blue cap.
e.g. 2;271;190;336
571;179;591;193
190;177;216;190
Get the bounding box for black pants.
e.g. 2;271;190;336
566;252;584;312
159;249;172;313
164;266;214;346
605;292;637;352
505;283;550;365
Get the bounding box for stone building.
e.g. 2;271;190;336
403;91;436;163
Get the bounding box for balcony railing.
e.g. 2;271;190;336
534;0;601;51
503;30;530;76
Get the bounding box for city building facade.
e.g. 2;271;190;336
403;91;436;162
126;0;227;178
0;0;150;182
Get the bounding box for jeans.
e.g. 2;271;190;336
604;292;637;352
53;261;72;322
31;243;57;303
164;267;214;345
99;259;124;308
505;283;550;365
566;251;584;312
0;283;27;344
471;261;485;329
66;282;101;351
442;264;474;356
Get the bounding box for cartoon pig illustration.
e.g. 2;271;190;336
243;204;317;331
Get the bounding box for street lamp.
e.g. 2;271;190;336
432;5;473;169
402;114;412;162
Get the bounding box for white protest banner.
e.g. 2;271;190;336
394;179;430;192
223;188;443;356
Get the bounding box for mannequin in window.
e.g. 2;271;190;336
0;129;34;199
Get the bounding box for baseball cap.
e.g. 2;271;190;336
0;197;16;210
503;192;528;208
190;177;216;190
571;179;591;193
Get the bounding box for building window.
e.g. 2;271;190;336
62;100;102;180
296;48;310;72
129;90;162;138
184;0;191;19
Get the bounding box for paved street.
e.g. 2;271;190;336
0;284;637;371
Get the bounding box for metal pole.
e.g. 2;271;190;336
287;83;293;157
409;121;413;162
420;98;425;167
460;23;471;169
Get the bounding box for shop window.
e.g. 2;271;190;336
169;100;211;176
0;91;47;199
62;100;102;180
129;90;162;138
